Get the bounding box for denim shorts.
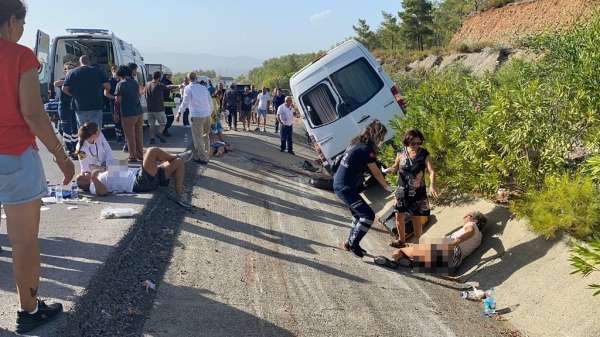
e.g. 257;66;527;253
257;108;268;117
0;146;48;205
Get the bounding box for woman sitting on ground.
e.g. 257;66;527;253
375;211;486;271
209;120;231;157
76;122;115;173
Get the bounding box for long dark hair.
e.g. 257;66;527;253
350;120;387;151
0;0;26;26
76;122;99;154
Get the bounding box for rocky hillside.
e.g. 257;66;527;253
450;0;600;47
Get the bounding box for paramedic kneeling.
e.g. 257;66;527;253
333;120;394;258
76;148;192;200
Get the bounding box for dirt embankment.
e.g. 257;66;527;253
451;0;600;47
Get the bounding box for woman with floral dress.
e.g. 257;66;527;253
387;129;438;247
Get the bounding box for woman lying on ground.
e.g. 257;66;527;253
374;211;486;272
76;122;115;173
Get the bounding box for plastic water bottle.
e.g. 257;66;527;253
71;183;79;200
460;288;485;301
55;185;63;203
483;288;497;316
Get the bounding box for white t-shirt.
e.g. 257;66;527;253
90;168;139;195
78;132;115;173
277;104;294;126
449;223;482;258
256;92;271;110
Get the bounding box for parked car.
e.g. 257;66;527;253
290;39;405;173
35;28;148;128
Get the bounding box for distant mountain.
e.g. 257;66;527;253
142;52;262;77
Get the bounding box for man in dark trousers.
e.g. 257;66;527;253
276;96;295;155
272;88;286;133
161;73;175;137
223;84;240;131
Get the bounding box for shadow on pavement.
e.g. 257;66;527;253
144;284;295;337
182;215;367;283
196;175;348;228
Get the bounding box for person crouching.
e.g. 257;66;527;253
333;120;394;258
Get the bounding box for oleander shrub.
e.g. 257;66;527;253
512;173;600;239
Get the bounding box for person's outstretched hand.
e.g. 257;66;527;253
429;186;439;199
57;157;75;185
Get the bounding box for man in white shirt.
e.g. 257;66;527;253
75;148;193;202
177;73;213;164
254;87;271;132
276;96;296;155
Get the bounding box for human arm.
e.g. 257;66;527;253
450;223;476;247
53;79;65;88
19;69;75;185
90;169;108;196
103;82;114;100
425;156;438;198
368;163;393;192
383;153;401;174
101;134;115;165
177;85;191;116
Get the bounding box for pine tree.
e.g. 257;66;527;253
399;0;435;51
378;11;402;51
353;19;380;50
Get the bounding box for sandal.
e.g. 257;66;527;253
389;239;407;248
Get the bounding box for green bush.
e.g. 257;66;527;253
570;237;600;296
513;174;600;239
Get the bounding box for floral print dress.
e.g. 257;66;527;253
394;147;431;216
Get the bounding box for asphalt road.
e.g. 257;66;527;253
0;117;512;337
0;121;191;336
142;120;511;337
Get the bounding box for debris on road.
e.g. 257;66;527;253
101;207;137;219
40;206;51;212
68;206;79;211
142;280;156;292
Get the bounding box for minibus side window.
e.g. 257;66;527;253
330;58;383;116
301;82;338;127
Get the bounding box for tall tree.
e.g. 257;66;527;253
353;19;380;50
378;11;402;51
399;0;435;51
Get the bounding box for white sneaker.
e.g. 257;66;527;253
177;150;193;163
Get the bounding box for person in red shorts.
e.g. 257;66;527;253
0;1;75;333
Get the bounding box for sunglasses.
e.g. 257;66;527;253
410;140;423;146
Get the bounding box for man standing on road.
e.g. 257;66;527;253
161;73;175;137
63;55;111;128
240;86;253;131
145;71;178;144
277;96;295;155
223;84;240;131
177;73;213;164
53;61;78;158
272;88;285;133
255;87;271;132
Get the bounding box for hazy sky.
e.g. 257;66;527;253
21;0;401;60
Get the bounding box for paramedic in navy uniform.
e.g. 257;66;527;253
333;120;393;258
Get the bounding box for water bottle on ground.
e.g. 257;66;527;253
71;182;79;200
483;288;497;316
55;185;63;203
460;288;485;301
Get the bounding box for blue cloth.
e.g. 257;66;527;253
115;78;142;117
273;94;285;110
0;146;48;204
75;110;103;129
63;66;108;111
280;125;293;152
333;143;377;191
211;120;223;134
257;108;267;117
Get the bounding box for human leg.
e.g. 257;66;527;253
147;111;158;140
161;159;185;194
286;125;294;153
134;115;144;160
183;109;190;126
121;116;138;160
156;111;167;139
164;107;174;136
190;118;204;161
5;200;42;312
142;147;177;176
58;110;77;155
335;188;375;256
280;126;287;151
201;116;211;159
